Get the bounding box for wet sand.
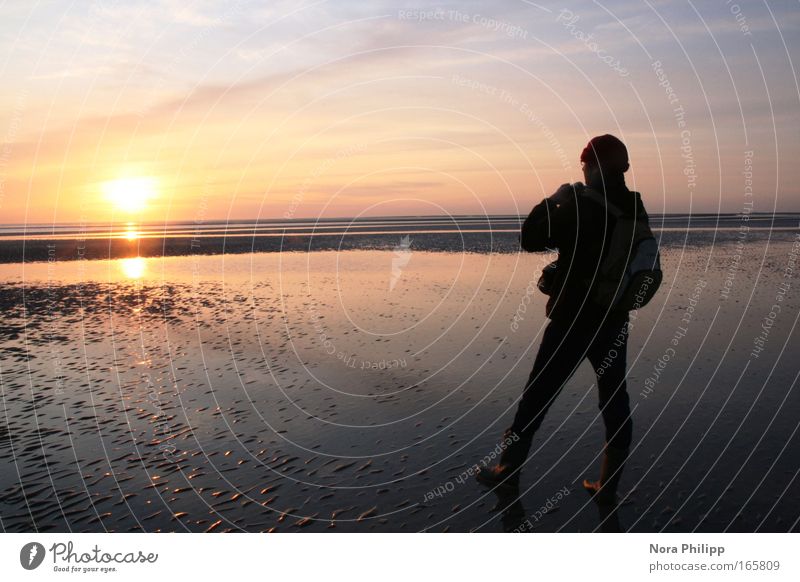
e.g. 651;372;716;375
1;239;799;532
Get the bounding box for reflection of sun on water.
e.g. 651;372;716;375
120;257;146;279
124;223;139;240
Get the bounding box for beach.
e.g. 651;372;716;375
1;220;799;532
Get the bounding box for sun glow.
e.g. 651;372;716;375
103;177;158;213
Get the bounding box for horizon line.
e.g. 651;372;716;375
1;210;798;228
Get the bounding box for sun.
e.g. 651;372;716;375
103;177;158;213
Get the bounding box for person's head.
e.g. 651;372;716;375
580;134;629;189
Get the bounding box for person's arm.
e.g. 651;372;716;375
519;183;578;252
635;192;650;221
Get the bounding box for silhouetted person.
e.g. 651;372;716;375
477;135;657;506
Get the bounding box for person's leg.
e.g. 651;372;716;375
587;318;633;450
477;318;593;489
584;318;633;503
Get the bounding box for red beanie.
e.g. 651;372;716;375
580;134;629;173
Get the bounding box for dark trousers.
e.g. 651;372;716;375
501;315;633;468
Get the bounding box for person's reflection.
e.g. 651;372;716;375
595;500;622;532
486;484;628;532
488;485;528;532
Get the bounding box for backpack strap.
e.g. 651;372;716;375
581;187;625;218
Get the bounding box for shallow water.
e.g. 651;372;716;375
2;213;798;262
1;239;799;532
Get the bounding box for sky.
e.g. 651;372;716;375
0;0;798;224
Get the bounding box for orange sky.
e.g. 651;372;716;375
1;1;798;224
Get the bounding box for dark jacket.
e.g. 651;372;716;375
521;182;649;325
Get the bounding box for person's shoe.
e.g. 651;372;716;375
583;445;628;506
475;463;520;490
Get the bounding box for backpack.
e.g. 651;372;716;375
581;187;662;311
